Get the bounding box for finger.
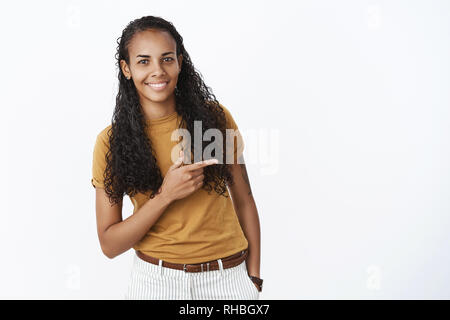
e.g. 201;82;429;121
190;168;204;176
193;173;205;182
195;181;204;190
194;175;205;189
185;158;219;171
179;149;185;166
169;155;184;171
189;171;203;181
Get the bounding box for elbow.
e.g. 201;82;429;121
100;240;117;259
101;245;114;259
102;248;116;259
98;229;118;259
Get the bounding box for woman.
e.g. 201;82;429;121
91;15;263;300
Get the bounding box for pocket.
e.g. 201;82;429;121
247;275;260;294
242;260;260;295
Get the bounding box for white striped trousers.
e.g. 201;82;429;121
125;252;260;300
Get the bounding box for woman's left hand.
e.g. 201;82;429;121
252;281;261;292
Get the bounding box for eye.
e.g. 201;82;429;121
138;59;148;64
163;57;174;62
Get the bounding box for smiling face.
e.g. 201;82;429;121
120;29;183;104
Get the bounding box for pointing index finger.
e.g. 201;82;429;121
185;158;219;171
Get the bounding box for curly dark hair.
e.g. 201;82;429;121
103;15;236;205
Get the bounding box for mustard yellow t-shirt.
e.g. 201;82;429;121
91;104;248;263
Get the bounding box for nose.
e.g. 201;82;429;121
150;59;166;76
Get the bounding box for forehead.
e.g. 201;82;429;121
127;29;176;57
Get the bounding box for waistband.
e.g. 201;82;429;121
135;248;249;273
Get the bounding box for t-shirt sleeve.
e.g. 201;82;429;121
219;104;245;163
91;127;110;189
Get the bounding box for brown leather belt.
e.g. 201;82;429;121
136;248;248;273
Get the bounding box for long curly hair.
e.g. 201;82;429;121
103;15;236;205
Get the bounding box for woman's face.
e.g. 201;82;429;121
120;29;183;103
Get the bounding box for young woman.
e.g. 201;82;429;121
91;15;262;300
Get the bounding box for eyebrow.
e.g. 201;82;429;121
136;52;175;58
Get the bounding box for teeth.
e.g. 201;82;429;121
148;82;167;88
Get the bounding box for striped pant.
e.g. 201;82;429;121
125;252;260;300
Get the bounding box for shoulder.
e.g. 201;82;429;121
217;102;239;130
94;124;112;149
217;102;232;118
207;101;237;130
206;100;232;117
98;124;112;139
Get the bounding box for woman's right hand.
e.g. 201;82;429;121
158;149;219;203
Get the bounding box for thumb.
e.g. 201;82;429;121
169;150;184;171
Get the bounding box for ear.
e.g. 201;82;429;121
120;59;131;79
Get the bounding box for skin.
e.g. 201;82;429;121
120;29;183;121
96;28;261;291
96;151;217;259
227;154;262;289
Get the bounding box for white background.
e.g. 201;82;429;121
0;0;449;299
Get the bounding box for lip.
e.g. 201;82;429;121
145;80;169;91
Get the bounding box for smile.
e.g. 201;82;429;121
145;81;169;91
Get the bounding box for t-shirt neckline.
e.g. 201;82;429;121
145;110;178;125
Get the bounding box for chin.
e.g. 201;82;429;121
145;93;171;102
139;86;171;99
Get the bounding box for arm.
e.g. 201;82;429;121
95;187;172;259
227;154;261;278
95;153;217;259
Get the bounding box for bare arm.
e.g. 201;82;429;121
95;151;218;259
95;187;171;259
227;154;261;278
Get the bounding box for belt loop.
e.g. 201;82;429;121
201;263;204;272
217;258;224;277
158;259;163;277
207;262;210;272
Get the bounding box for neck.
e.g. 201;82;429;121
139;94;176;121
